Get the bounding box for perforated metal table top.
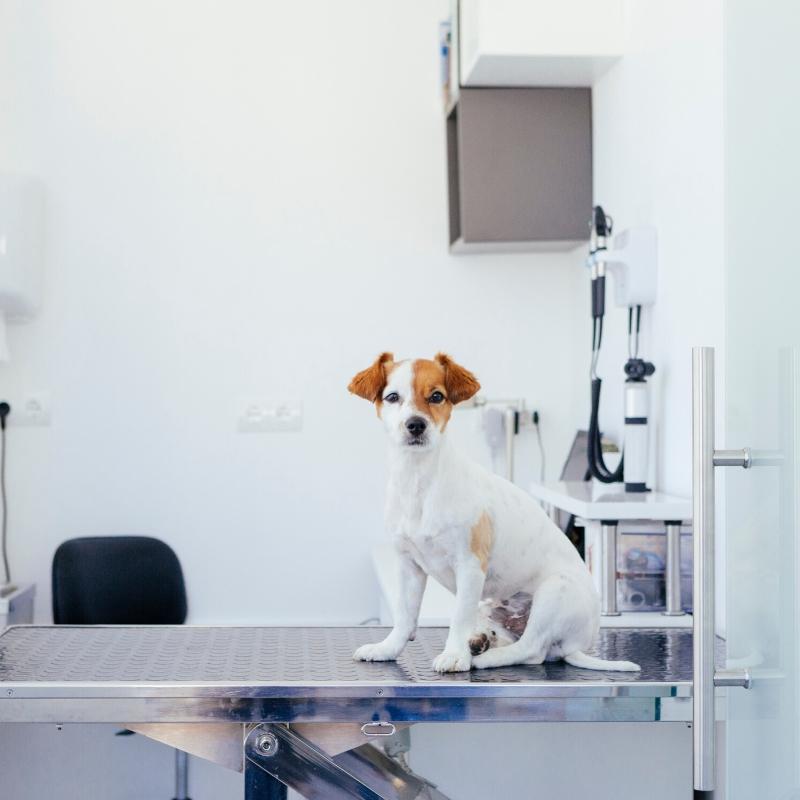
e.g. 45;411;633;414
0;626;698;724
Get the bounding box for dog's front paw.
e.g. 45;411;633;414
432;649;472;673
353;642;401;663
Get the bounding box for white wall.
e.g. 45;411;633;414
0;0;585;626
412;722;692;800
0;2;590;798
0;724;244;800
592;0;726;630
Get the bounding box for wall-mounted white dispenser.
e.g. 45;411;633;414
0;173;44;361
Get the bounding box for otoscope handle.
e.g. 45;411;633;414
593;274;606;319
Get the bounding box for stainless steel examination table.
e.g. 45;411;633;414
0;625;705;799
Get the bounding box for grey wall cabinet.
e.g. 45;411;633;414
447;87;592;252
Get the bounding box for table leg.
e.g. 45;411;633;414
245;755;287;800
601;521;620;616
173;748;189;800
663;521;685;616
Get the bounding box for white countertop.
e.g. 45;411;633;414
528;480;691;522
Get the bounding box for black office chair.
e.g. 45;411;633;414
52;536;190;800
52;536;187;625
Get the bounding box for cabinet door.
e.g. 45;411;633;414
453;88;591;250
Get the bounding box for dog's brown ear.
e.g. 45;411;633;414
435;353;480;405
348;352;394;402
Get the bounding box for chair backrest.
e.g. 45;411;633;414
52;536;187;625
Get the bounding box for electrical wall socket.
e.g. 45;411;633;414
13;394;51;426
237;399;303;433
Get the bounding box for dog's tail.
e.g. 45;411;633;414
563;650;641;672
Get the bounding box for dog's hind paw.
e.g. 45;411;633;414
469;633;490;655
432;649;472;673
353;642;399;662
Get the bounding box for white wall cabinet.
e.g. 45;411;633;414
458;0;624;88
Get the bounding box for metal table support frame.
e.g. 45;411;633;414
244;724;451;799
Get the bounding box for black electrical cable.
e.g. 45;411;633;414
588;314;623;482
587;377;624;483
0;403;9;585
627;304;643;359
589;305;647;483
627;306;633;354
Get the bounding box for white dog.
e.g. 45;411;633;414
349;352;640;674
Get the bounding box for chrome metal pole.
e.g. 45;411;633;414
174;748;189;800
663;522;685;616
692;347;716;793
600;522;620;616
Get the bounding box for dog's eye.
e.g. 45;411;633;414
384;392;400;403
429;391;445;404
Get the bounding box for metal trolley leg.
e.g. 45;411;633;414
173;748;191;800
662;521;685;616
600;521;620;616
244;756;288;800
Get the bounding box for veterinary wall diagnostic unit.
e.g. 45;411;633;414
587;207;658;493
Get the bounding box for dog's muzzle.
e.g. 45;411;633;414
405;416;428;445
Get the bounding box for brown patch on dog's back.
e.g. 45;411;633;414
470;511;494;573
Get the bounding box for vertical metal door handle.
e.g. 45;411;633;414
692;347;716;793
692;348;756;793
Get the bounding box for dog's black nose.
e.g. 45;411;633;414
406;416;427;437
